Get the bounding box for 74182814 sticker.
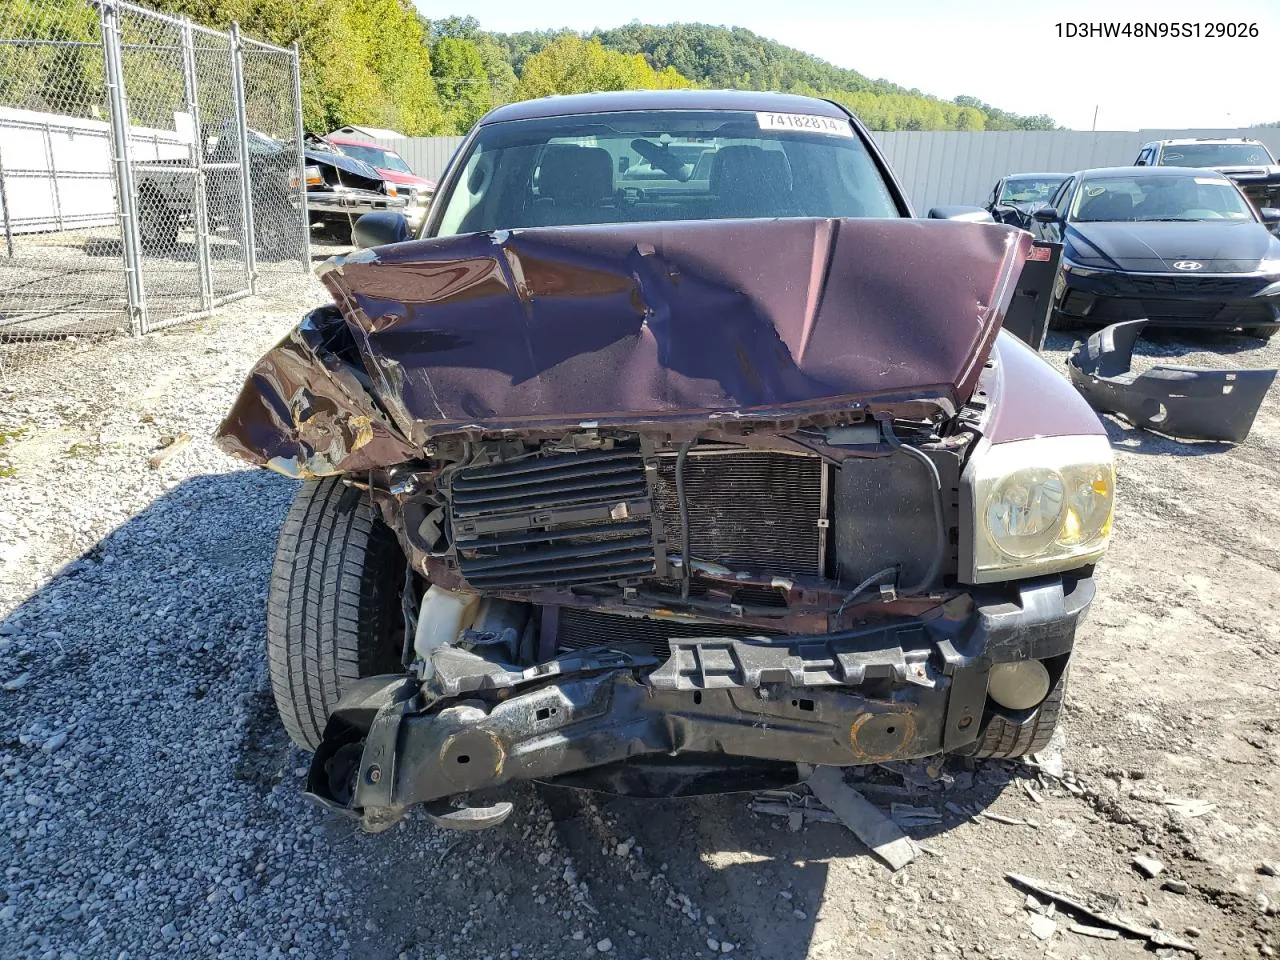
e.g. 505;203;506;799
755;112;854;137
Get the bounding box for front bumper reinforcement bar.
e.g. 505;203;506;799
307;575;1092;831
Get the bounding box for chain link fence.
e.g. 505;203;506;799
0;0;309;374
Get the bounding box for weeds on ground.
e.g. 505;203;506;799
0;426;27;478
66;438;104;460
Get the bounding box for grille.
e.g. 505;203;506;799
450;448;655;589
556;607;761;660
1108;274;1267;298
652;451;823;577
1088;295;1274;324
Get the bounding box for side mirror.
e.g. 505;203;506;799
351;211;411;249
926;205;995;223
1032;206;1061;224
1259;207;1280;224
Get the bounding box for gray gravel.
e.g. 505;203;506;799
0;273;735;960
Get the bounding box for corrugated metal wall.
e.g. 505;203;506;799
375;127;1280;212
371;135;464;185
874;127;1280;212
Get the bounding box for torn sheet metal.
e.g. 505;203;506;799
217;305;418;478
1066;320;1277;443
216;218;1030;473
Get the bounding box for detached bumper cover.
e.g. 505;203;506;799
1067;320;1277;443
307;575;1093;831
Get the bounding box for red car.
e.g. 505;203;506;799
323;133;434;231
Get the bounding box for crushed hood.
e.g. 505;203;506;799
305;147;383;183
217;218;1030;477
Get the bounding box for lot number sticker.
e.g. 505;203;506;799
756;112;854;137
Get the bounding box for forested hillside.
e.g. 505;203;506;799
3;0;1057;135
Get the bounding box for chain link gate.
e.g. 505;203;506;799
0;0;309;374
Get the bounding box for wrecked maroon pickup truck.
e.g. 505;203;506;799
217;91;1114;832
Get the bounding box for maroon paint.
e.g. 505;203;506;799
314;218;1031;446
984;332;1107;443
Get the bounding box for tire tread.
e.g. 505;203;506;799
266;478;404;750
970;671;1067;760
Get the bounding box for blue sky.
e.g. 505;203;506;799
416;0;1279;130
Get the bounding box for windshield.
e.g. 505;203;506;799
1159;143;1275;167
432;109;900;237
1070;175;1256;223
999;177;1065;205
330;142;414;174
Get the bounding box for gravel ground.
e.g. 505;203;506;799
1;284;1278;960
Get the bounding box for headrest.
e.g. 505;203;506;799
1081;190;1133;219
538;145;614;203
710;145;791;196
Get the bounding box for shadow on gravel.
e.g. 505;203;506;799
329;760;1021;960
81;237;253;262
0;468;308;958
1131;328;1271;358
500;759;1022;960
1099;415;1235;457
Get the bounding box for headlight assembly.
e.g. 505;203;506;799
290;165;323;190
1061;258;1100;278
962;435;1114;583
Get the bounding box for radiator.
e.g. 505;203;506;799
652;450;824;577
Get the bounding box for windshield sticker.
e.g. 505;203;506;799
756;112;854;137
1085;185;1106;197
1193;177;1221;185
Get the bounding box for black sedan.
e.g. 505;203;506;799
985;172;1068;229
1031;166;1280;339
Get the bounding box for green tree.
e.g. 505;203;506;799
430;17;518;109
0;0;106;118
515;35;691;101
428;14;480;42
339;0;442;134
954;95;1056;131
432;36;491;132
142;0;444;134
473;35;517;107
6;6;1054;138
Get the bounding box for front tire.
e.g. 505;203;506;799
1243;324;1278;341
266;478;406;750
968;669;1068;760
